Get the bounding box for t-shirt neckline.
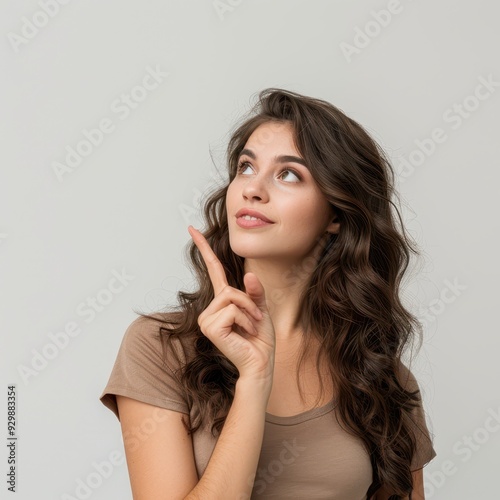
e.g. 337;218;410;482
265;398;336;425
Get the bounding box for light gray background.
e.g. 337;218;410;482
1;1;498;498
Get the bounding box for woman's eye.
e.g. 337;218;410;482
279;169;301;183
237;162;301;183
237;162;253;175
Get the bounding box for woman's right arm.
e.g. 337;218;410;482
116;226;275;498
117;375;271;500
117;224;276;498
186;376;270;499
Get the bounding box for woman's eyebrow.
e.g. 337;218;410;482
238;148;307;167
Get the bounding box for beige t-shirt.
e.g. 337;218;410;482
99;315;436;499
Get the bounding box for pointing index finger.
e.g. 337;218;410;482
188;226;228;295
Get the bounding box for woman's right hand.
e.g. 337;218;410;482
188;225;276;387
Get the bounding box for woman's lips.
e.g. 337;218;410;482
235;208;273;222
236;216;274;228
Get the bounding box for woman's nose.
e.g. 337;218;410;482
241;175;269;202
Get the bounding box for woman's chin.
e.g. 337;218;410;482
229;246;265;259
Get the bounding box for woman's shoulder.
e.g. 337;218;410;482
394;358;430;396
395;358;417;388
122;311;198;366
393;357;436;469
99;311;198;419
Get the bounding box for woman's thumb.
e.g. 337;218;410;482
243;272;268;312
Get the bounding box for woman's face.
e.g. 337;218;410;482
226;121;339;265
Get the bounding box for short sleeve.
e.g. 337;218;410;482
397;361;437;471
99;314;190;420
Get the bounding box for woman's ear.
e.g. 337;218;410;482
326;210;340;234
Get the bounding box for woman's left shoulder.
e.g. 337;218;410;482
394;358;423;393
394;358;437;470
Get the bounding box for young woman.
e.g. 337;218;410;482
100;88;436;499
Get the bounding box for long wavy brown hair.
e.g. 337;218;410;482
136;88;428;498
